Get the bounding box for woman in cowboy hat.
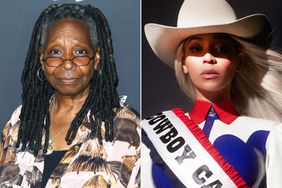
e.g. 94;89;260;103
142;0;282;187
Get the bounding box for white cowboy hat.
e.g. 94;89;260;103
144;0;271;67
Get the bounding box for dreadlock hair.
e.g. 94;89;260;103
16;4;120;156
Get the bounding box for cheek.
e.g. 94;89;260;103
219;60;238;79
184;56;202;77
43;66;56;80
81;66;94;79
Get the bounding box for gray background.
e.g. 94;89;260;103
0;0;140;130
142;0;282;118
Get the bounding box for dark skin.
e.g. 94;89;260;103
40;18;100;150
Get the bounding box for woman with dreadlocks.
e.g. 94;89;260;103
0;4;140;188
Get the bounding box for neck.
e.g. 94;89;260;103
52;91;89;112
194;88;232;103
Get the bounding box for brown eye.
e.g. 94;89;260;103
188;45;203;54
73;48;88;56
48;48;63;57
214;44;229;54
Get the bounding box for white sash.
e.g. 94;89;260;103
142;108;249;188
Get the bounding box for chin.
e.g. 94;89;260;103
55;87;87;97
199;83;222;91
52;82;90;97
197;83;230;94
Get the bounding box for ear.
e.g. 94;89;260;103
182;64;189;74
94;47;101;70
39;48;44;66
180;46;189;74
39;48;45;71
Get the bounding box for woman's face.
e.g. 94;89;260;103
40;18;100;97
182;34;241;101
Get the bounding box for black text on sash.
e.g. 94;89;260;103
146;112;223;188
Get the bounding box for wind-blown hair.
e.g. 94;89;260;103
16;4;120;156
175;35;282;122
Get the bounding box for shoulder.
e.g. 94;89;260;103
2;105;22;133
115;106;139;124
114;105;140;137
141;108;182;125
237;116;278;124
235;116;279;129
112;96;140;146
9;105;22;126
1;105;22;148
114;95;140;124
142;109;177;119
266;123;282;146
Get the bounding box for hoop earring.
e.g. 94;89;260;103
96;64;102;77
98;69;102;76
37;67;46;81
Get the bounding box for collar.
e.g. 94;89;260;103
189;100;240;124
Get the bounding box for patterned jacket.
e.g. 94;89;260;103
0;105;140;188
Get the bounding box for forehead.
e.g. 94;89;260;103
184;33;235;44
46;18;91;41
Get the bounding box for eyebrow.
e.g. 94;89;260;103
186;33;233;40
184;34;238;48
184;36;203;43
213;34;234;41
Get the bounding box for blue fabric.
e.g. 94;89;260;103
213;135;259;186
142;130;186;188
144;109;270;187
247;130;270;156
203;106;218;138
152;164;174;188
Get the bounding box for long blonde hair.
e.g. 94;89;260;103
175;36;282;122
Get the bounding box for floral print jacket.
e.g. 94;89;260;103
0;105;140;188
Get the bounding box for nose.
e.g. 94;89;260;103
203;53;216;64
62;59;75;70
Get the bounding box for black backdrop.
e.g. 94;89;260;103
142;0;282;118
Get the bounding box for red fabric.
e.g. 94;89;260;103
172;108;249;188
189;100;240;124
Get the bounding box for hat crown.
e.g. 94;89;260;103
177;0;237;28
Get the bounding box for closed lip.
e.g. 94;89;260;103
57;77;79;84
200;70;219;78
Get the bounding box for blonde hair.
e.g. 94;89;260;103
175;36;282;122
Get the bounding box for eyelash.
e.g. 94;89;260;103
48;48;89;56
187;44;230;55
74;49;88;55
189;46;202;53
213;45;229;54
49;49;62;55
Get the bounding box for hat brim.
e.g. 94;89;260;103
145;14;271;67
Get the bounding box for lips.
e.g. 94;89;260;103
200;70;219;79
57;77;79;85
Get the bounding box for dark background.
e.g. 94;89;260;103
0;0;140;130
142;0;282;118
